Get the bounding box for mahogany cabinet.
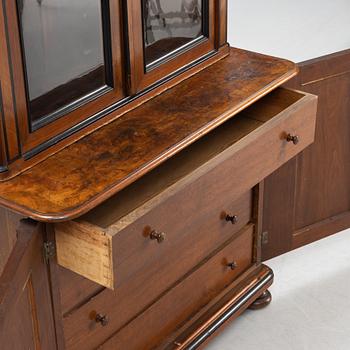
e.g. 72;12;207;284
0;62;318;348
0;2;318;349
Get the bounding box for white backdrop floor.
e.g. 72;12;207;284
206;229;350;350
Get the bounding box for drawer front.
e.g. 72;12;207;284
114;189;252;287
58;188;252;314
58;266;103;316
56;178;253;291
99;225;254;350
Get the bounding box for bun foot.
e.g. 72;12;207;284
249;290;272;310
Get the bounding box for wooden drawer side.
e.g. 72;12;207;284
55;221;113;289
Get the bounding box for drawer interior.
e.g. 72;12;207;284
81;87;306;229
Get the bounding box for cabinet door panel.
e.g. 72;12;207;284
0;221;56;349
143;0;208;67
3;0;124;153
128;0;218;93
18;0;112;127
262;51;350;259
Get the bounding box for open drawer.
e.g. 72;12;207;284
54;87;317;289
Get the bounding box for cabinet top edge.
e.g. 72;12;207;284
0;48;297;222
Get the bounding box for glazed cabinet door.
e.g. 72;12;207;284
127;0;223;93
0;220;56;349
1;0;125;154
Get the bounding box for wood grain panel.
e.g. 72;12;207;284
0;220;56;349
261;160;296;259
58;266;104;316
294;69;350;229
56;220;114;289
0;3;20;161
262;49;350;259
0;89;8;170
0;207;22;275
3;276;38;349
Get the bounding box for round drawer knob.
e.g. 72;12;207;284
95;314;109;327
150;230;166;243
225;214;238;224
227;261;238;270
286;134;299;145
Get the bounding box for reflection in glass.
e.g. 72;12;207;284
143;0;205;66
17;0;110;126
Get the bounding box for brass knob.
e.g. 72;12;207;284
286;134;299;145
150;230;166;243
225;215;238;224
227;261;238;270
95;314;109;327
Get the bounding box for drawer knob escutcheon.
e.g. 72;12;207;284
286;134;299;145
227;261;238;270
95;314;109;327
150;230;166;243
225;215;238;224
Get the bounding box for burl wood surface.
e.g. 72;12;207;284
0;48;297;221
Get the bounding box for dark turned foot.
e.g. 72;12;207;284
249;290;272;310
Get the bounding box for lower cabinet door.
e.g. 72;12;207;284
0;220;56;350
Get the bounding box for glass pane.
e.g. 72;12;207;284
143;0;205;66
17;0;110;125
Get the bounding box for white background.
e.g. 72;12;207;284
226;0;350;63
